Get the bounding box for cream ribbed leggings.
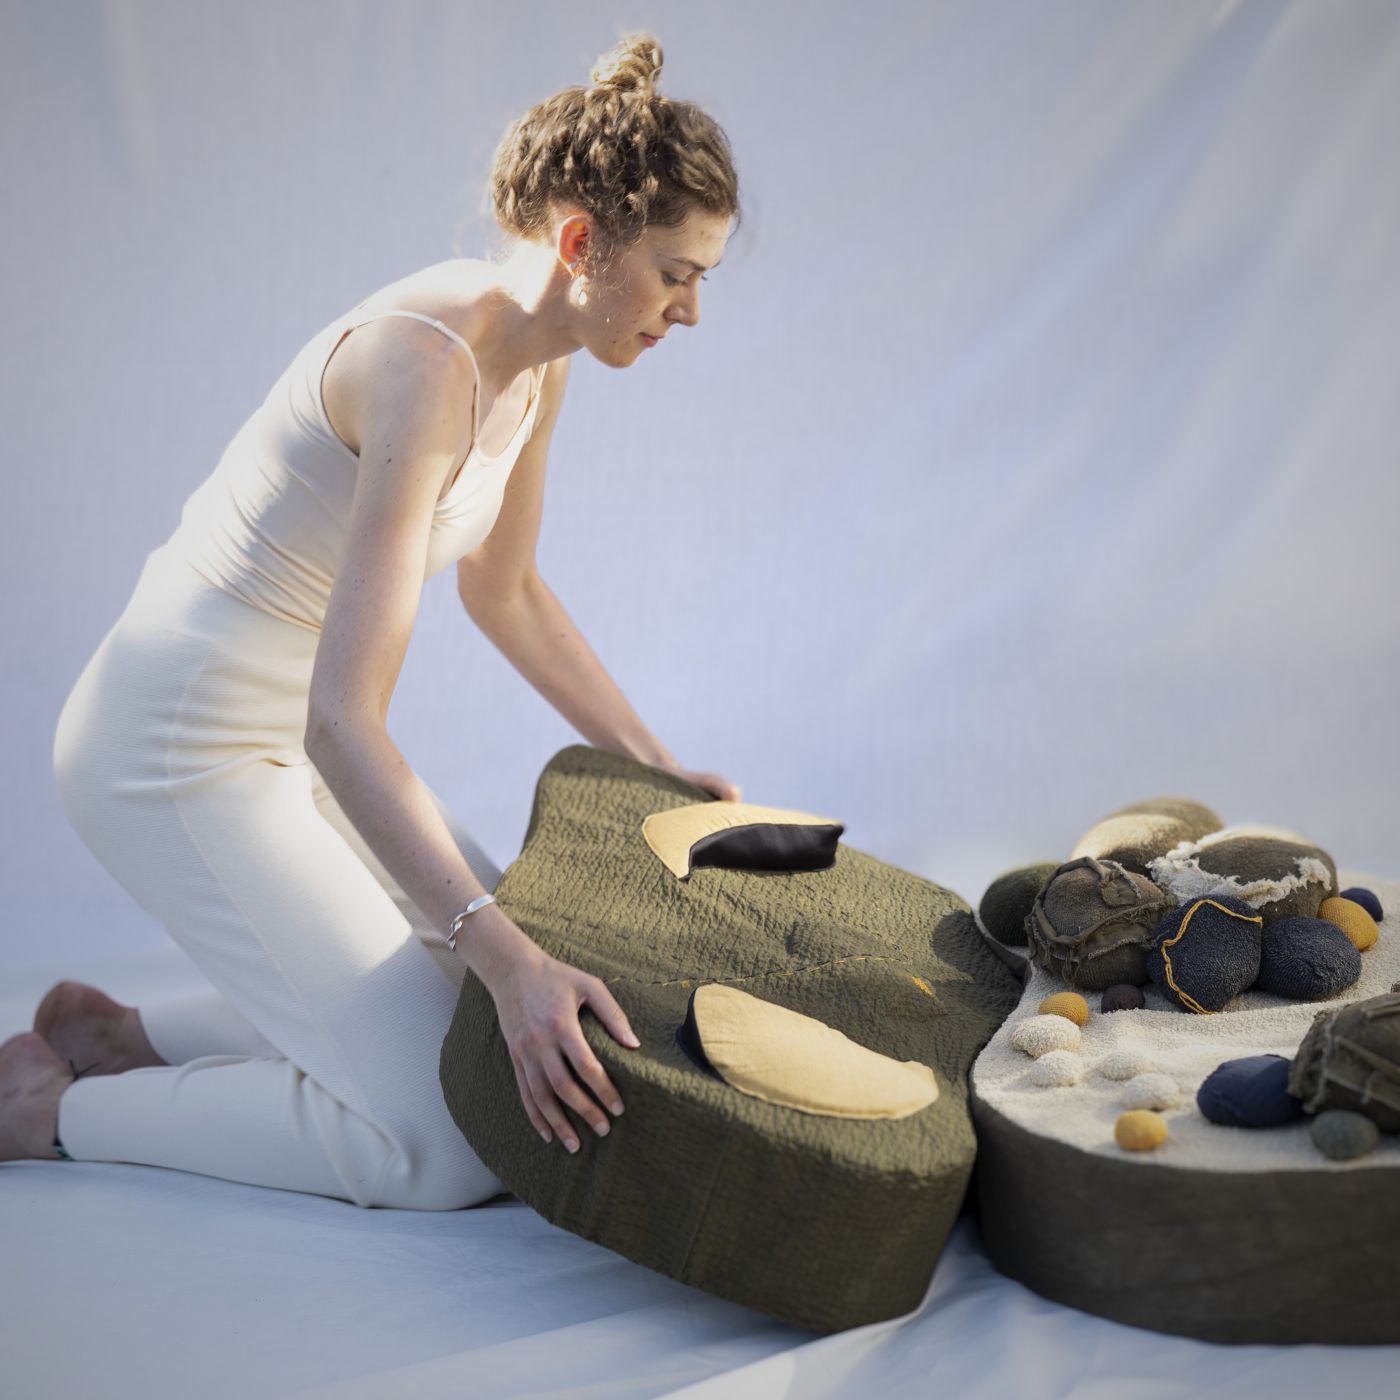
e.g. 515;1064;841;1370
51;544;506;1210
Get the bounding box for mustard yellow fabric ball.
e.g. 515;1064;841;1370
1318;896;1379;951
1039;991;1090;1026
1115;1110;1168;1151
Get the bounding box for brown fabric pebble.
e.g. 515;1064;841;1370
1101;983;1146;1013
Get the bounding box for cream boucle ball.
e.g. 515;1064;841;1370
1121;1072;1182;1110
1030;1050;1084;1087
1098;1049;1155;1081
1011;1014;1082;1058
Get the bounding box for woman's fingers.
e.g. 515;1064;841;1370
541;1045;614;1139
509;1051;551;1142
523;1055;580;1151
582;976;641;1051
561;1028;625;1116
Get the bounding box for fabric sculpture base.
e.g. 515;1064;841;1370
439;744;1022;1334
968;867;1400;1345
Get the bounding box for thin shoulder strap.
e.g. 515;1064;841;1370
342;308;482;443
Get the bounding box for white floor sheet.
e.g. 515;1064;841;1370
4;944;1397;1400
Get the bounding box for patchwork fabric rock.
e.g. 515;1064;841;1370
1069;796;1223;876
1148;828;1339;922
1195;1054;1303;1127
1254;916;1362;1000
1145;895;1263;1013
438;744;1022;1334
1288;991;1400;1132
977;862;1059;946
1026;857;1174;991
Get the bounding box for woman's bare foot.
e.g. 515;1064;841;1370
32;980;169;1078
0;1033;74;1161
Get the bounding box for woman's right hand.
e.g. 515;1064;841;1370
485;938;642;1154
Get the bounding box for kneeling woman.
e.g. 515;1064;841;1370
3;32;743;1209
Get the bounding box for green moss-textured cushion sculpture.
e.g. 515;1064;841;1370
439;745;1022;1334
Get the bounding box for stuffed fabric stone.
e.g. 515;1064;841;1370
1148;828;1338;922
1255;916;1363;1000
978;862;1059;947
1145;895;1263;1014
1070;796;1223;877
438;745;1022;1334
1196;1054;1304;1127
1288;991;1400;1132
1026;857;1173;991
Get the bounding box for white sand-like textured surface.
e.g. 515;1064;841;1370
971;868;1399;1171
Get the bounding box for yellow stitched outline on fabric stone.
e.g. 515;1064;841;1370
1158;897;1264;1014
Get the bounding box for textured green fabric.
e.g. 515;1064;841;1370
439;744;1022;1333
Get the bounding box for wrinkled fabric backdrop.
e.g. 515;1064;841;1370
6;0;1398;962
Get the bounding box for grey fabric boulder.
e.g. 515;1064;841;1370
1288;990;1400;1132
1148;830;1338;922
1026;856;1173;991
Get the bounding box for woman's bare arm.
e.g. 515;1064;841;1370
304;319;535;985
303;319;638;1151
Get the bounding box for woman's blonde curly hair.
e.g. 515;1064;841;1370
489;31;741;274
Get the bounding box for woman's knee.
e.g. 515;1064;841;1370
367;1140;506;1211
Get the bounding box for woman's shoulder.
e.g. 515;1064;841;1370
346;258;492;335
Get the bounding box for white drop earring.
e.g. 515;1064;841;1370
570;262;589;308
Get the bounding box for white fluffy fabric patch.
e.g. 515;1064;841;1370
1011;1015;1081;1058
1098;1049;1156;1081
1030;1051;1084;1087
1121;1072;1183;1110
1148;824;1332;907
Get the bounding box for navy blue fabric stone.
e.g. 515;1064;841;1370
1146;895;1262;1014
1254;917;1363;1000
1339;886;1384;923
1196;1054;1304;1128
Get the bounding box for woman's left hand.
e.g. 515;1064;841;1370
659;762;743;804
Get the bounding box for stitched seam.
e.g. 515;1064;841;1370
601;951;910;989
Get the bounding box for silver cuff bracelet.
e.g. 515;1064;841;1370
447;893;497;950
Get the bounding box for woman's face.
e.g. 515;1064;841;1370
578;210;732;367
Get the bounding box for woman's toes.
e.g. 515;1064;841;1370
0;1033;74;1162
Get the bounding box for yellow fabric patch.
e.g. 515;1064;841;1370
642;800;843;879
691;982;939;1120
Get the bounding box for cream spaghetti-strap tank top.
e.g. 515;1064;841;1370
162;305;547;633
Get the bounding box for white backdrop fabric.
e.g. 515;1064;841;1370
4;1;1399;1395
